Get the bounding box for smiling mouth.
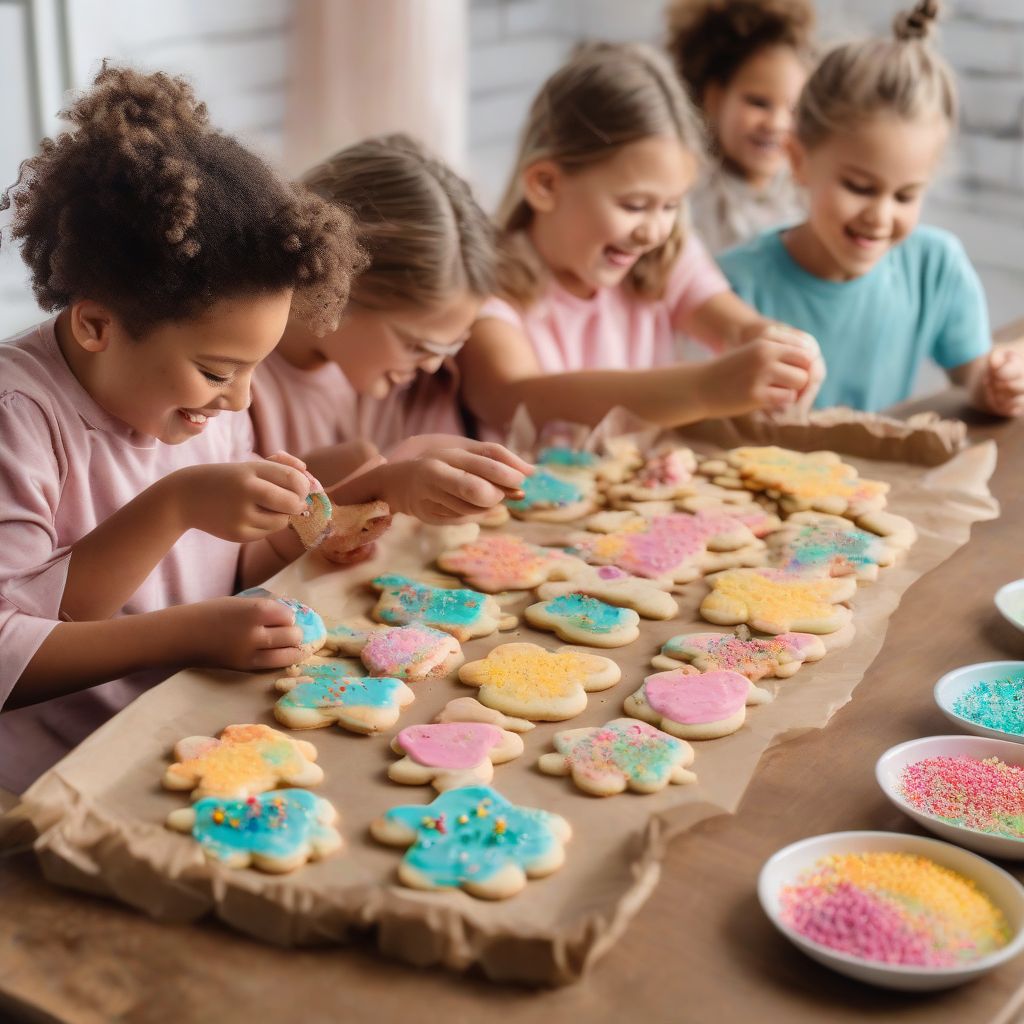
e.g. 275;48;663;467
844;227;889;249
180;409;212;425
603;245;642;267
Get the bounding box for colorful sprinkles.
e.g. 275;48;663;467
899;755;1024;841
779;851;1011;967
952;673;1024;736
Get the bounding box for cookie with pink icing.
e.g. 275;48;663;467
652;629;827;681
537;563;678;620
606;448;697;504
624;669;761;740
323;621;463;680
700;568;856;635
163;724;324;801
538;718;697;796
436;533;580;592
389;722;525;791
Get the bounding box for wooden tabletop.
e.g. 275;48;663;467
2;390;1023;1024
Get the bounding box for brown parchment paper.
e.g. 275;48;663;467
3;412;998;986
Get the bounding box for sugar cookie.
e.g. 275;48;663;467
458;642;620;721
370;573;514;641
652;629;827;680
388;722;524;791
289;474;333;549
433;697;535;733
524;593;640;648
163;723;323;801
237;587;326;660
317;500;392;565
370;785;571;899
538;718;696;796
625;669;762;740
505;469;595;523
436;533;580;592
166;789;342;873
323;621;463;680
700;567;856;635
537;563;678;619
273;663;414;734
606;448;697;504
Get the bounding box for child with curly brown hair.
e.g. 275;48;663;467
0;65;372;792
666;0;816;252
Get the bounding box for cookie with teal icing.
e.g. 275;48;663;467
370;785;571;899
237;586;326;660
273;662;414;734
505;469;595;523
166;789;342;873
538;717;697;796
370;574;514;642
524;593;640;648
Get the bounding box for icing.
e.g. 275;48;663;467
278;663;406;711
397;723;505;770
361;624;457;677
506;469;583;511
538;446;597;468
380;785;563;887
661;631;822;681
439;534;562;590
540;593;633;633
779;522;885;575
643;669;749;725
703;568;851;626
635;449;692;487
238;587;325;648
556;718;690;788
466;646;605;701
373;574;488;628
187;789;337;862
730;447;888;506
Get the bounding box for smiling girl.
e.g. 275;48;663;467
719;0;1024;414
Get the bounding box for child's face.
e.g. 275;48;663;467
526;135;697;298
325;290;480;399
792;113;949;280
706;45;807;187
89;290;292;444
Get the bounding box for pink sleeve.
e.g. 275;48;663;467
0;392;67;705
476;296;524;330
665;232;731;326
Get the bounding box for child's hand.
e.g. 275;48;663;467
170;456;310;543
383;442;532;523
975;348;1024;417
184;595;305;672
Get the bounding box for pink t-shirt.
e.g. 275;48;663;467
477;233;729;372
0;319;254;793
250;351;466;458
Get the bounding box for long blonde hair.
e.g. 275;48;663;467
496;41;707;308
302;133;495;311
796;0;956;149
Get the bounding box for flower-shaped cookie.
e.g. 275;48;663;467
700;568;856;635
370;785;571;899
458;642;620;721
505;469;595;523
538;718;696;796
625;669;759;740
436;533;578;592
433;696;534;733
652;630;827;681
389;721;524;791
273;663;414;734
537;563;678;620
166;789;342;873
236;587;326;660
163;724;324;801
524;593;640;648
370;574;513;641
606;448;697;504
323;621;463;680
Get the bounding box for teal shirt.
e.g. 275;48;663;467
718;226;990;411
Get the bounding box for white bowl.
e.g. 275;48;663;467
758;830;1024;990
934;661;1024;743
995;579;1024;636
876;735;1024;860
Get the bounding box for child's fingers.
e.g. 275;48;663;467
761;385;799;409
763;323;819;357
250;646;306;671
257;624;304;650
462;442;534;477
765;358;811;393
435;450;527;495
252;475;309;516
246;596;296;627
265;451;308;474
256;460;311;500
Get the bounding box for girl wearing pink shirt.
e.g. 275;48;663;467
461;42;823;433
0;67;367;792
252;134;530;523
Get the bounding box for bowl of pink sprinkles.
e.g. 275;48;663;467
759;831;1024;990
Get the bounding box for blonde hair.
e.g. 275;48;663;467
796;0;957;149
496;41;707;308
302;133;495;311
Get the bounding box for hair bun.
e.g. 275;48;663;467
893;0;940;42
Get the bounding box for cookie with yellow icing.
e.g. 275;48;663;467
458;642;620;721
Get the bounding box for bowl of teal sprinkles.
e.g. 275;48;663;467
935;661;1024;743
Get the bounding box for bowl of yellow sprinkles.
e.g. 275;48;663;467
759;831;1024;990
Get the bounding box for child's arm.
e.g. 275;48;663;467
949;344;1024;417
7;595;304;709
58;456;310;622
460;316;816;429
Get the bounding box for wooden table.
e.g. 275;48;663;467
2;390;1023;1024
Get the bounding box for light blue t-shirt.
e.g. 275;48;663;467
718;225;990;411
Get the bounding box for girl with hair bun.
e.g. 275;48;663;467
719;0;1024;414
666;0;816;252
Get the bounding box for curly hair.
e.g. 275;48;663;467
0;64;365;337
302;132;495;311
666;0;816;107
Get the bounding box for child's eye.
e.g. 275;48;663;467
620;202;647;213
842;179;875;196
744;95;771;110
895;191;919;205
200;369;232;386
